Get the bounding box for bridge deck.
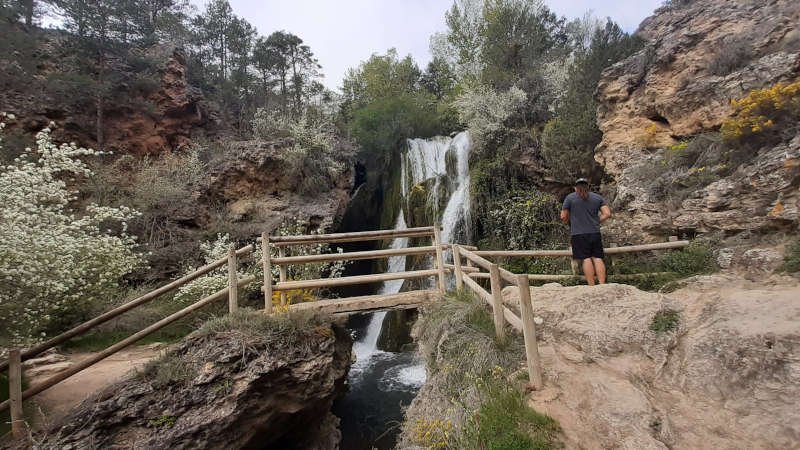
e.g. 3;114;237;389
288;289;440;315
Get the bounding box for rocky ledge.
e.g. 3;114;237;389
38;311;352;450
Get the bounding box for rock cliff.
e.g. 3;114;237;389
40;312;352;450
595;0;800;243
500;278;800;449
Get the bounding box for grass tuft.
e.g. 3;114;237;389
650;309;680;333
782;239;800;273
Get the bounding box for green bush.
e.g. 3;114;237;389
460;378;560;450
650;309;680;333
658;242;715;276
782;239;800;273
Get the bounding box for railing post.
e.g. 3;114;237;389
227;247;238;313
262;232;273;314
452;244;464;290
489;264;506;342
569;246;579;276
516;274;543;390
278;246;287;307
9;348;24;439
432;224;446;293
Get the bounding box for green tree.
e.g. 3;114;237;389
541;19;642;180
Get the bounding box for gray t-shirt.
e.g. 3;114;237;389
562;192;607;235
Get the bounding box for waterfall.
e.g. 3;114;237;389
404;131;472;244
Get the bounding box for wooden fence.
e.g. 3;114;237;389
449;239;691;390
0;226;447;439
1;225;689;439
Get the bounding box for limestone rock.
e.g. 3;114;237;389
595;0;800;240
43;318;352;450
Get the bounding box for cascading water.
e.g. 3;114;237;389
335;132;471;450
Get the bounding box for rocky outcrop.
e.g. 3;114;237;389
43;313;352;450
501;277;800;449
595;0;800;240
204;139;354;237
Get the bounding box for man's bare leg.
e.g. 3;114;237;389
593;257;607;284
582;258;596;286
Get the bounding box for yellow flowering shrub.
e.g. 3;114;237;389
411;418;454;449
721;81;800;141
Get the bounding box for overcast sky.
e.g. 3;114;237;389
191;0;664;91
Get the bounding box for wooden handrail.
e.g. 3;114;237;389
264;227;435;246
459;247;494;271
272;246;436;265
0;275;257;413
0;244;256;372
468;272;676;281
272;269;439;291
474;241;690;258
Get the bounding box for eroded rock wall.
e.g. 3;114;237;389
595;0;800;241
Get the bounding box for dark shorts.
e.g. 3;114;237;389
571;233;604;260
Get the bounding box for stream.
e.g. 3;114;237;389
333;132;472;449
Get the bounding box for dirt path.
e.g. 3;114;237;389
27;346;162;427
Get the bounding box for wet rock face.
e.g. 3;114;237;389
595;0;800;240
49;319;352;450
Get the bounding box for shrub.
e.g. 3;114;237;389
173;219;347;310
452;84;527;152
721;81;800;142
460;377;559;450
782;239;800;273
708;38;751;76
485;190;566;251
0;115;142;353
658;241;715;276
650;309;680;333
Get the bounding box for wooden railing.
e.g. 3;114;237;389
1;225;690;439
1;226;448;438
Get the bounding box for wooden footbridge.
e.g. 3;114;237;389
1;225;688;438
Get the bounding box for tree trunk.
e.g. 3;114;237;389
96;54;105;150
24;0;34;27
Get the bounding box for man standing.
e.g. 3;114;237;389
560;178;612;285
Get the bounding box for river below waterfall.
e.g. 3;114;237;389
333;132;471;448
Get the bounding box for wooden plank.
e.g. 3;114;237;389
463;273;492;305
489;264;506;341
498;266;517;285
227;248;238;313
0;276;258;412
289;290;438;315
503;307;523;332
459;247;494;271
273;269;439;291
262;233;272;313
452;245;464;289
442;243;478;251
9;349;23;438
516;275;543;390
433;225;447;293
271;246;436;265
474;241;690;258
444;263;480;274
470;272;676;281
0;244;256;372
266;227;435;246
278;246;287;307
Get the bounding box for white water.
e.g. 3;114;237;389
404;131;472;244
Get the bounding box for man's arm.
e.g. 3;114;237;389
599;205;612;223
560;209;570;224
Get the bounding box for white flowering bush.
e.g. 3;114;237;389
452;84;527;151
0;114;142;354
173;218;347;310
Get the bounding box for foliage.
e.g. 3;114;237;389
0;115;142;354
452;84;526;151
708;37;751;76
541;19;642;181
658;241;715;276
485;190;566;250
173;219;347;310
650;309;680;333
460;377;560;450
148;415;178;428
781;238;800;273
720;81;800;143
411;418;455;449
